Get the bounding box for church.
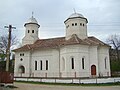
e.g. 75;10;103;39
14;12;111;78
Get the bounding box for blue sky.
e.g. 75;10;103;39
0;0;120;42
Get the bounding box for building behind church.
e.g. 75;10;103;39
14;12;111;78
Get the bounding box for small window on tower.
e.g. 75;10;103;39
83;24;84;26
32;30;34;33
75;23;77;26
80;23;82;26
66;25;69;28
20;58;23;61
72;23;74;26
28;30;30;33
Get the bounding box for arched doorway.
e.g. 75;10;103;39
91;65;96;75
19;65;25;74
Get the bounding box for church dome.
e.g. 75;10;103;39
64;12;88;23
27;16;38;23
69;13;84;18
24;16;40;27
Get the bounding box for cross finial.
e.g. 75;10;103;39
32;11;34;18
73;8;76;13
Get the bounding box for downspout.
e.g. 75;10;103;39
29;50;32;77
58;45;61;77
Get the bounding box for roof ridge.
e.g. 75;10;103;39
27;44;31;49
73;34;79;43
38;37;65;41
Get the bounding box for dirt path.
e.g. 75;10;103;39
10;82;120;90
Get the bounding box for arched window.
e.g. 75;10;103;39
82;57;85;69
40;60;42;70
32;30;34;33
20;58;23;61
83;24;84;26
75;23;77;26
35;61;37;70
66;25;69;28
28;30;30;33
62;57;65;71
19;65;25;73
72;23;74;26
71;57;74;69
80;23;82;26
105;57;107;69
46;60;48;70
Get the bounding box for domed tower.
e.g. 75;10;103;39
22;15;40;45
64;12;88;40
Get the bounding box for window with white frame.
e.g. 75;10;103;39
82;57;85;69
71;57;74;69
35;61;37;70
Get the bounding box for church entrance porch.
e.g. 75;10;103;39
91;65;96;76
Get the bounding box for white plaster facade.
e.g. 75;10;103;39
14;12;111;78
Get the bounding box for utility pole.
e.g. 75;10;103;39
4;25;16;72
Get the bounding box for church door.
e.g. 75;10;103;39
19;65;25;73
91;65;96;75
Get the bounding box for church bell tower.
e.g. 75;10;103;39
22;14;40;46
64;12;88;40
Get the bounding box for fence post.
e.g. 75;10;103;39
95;78;97;84
75;72;76;78
45;73;47;78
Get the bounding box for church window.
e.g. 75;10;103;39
83;24;84;26
105;57;107;69
80;23;82;26
32;30;34;33
71;57;74;69
72;23;74;26
46;60;48;70
28;30;30;33
20;53;24;56
40;60;42;70
75;23;77;26
20;58;23;61
82;57;85;69
35;61;37;70
66;25;69;28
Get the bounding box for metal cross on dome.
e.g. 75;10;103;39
73;8;76;13
32;11;34;18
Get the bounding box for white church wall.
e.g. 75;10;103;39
14;51;31;77
31;49;60;77
98;46;111;77
89;46;99;76
60;45;90;77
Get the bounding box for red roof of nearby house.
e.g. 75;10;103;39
13;34;109;52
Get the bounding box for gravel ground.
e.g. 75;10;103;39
1;82;120;90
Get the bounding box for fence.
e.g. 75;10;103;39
0;72;14;84
14;77;120;84
14;71;110;78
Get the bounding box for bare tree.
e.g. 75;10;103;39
0;34;18;60
107;34;120;61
